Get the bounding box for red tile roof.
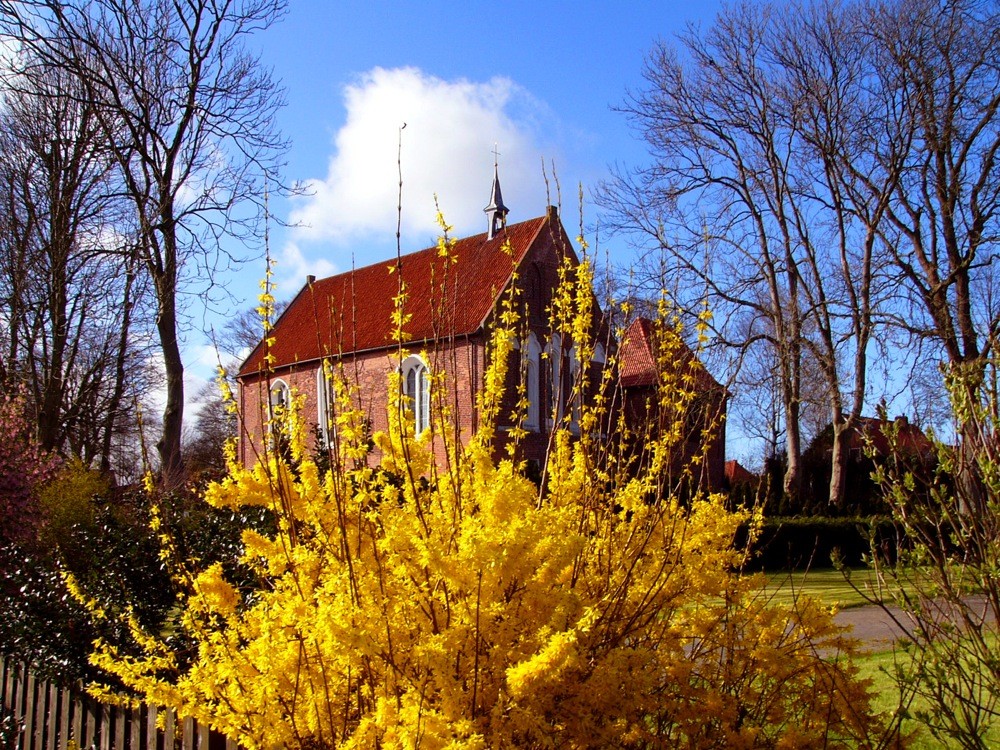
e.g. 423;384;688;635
618;317;722;392
804;416;934;460
239;213;553;377
618;318;658;388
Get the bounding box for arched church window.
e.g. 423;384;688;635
401;355;430;434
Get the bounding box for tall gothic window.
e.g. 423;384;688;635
546;333;563;427
525;333;541;431
269;379;291;453
569;344;581;432
316;366;332;447
269;379;290;419
402;355;430;434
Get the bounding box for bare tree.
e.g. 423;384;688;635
0;53;155;472
2;0;288;483
868;0;1000;406
770;1;901;505
600;1;895;505
887;0;1000;368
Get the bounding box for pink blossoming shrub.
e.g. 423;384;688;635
0;389;61;545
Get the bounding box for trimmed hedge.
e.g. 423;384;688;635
737;516;898;571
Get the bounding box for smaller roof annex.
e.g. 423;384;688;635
725;459;756;485
617;317;723;392
239;212;557;377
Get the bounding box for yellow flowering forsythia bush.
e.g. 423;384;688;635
83;251;892;748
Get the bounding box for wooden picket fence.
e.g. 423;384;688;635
1;656;236;750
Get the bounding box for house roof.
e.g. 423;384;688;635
847;416;934;457
618;317;723;392
239;211;558;377
803;415;934;460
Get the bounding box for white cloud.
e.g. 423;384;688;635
277;241;338;290
146;343;233;431
287;67;556;257
0;35;23;87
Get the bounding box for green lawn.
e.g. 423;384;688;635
763;567;999;748
857;647;937;749
761;567;882;610
856;646;1000;749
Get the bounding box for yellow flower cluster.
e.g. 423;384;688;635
81;228;892;748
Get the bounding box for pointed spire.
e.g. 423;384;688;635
484;147;509;240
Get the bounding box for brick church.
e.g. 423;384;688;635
237;169;727;487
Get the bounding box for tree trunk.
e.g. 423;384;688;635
783;381;802;502
952;360;989;518
783;424;802;501
36;169;70;452
828;418;849;508
155;272;184;484
100;261;136;477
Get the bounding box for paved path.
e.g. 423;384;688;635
834;604;910;647
834;596;996;649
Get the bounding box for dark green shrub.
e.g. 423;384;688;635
738;515;897;571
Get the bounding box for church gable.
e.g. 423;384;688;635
618;316;728;491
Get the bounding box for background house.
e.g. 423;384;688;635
725;459;757;489
800;415;935;515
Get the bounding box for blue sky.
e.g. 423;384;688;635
234;0;724;295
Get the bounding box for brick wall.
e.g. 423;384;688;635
238;336;487;468
622;383;728;493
